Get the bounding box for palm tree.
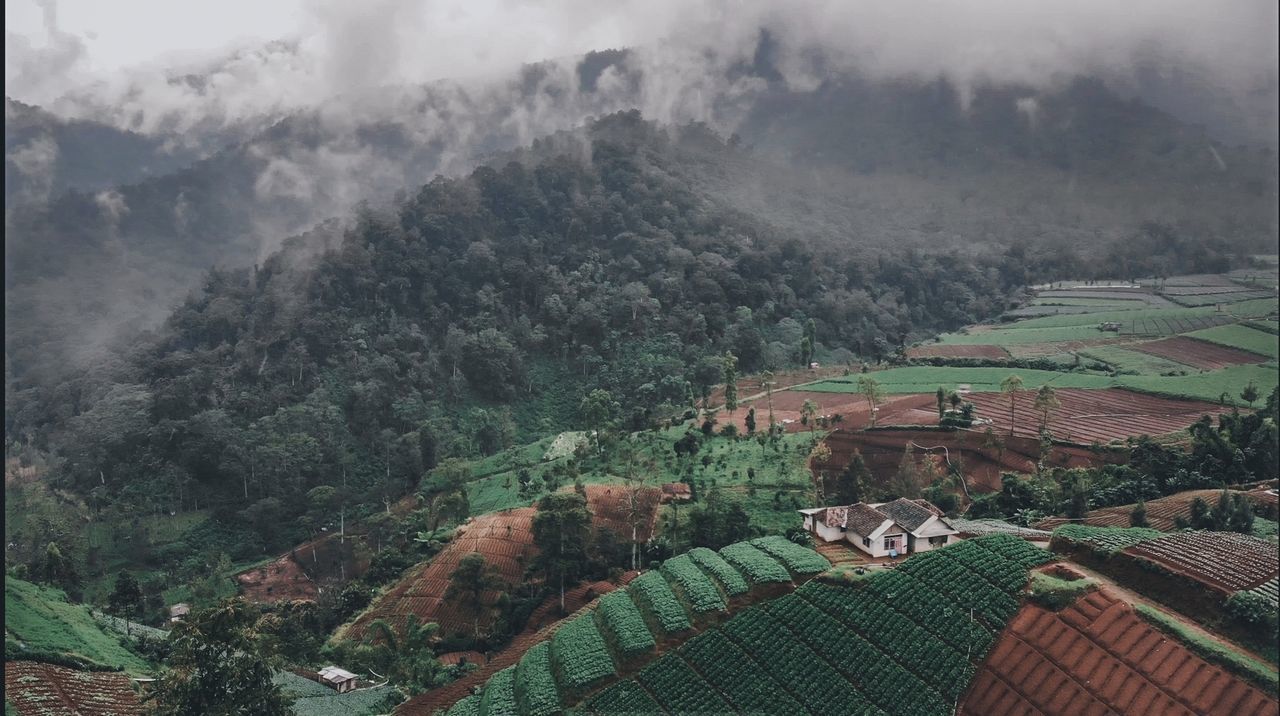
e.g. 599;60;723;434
365;615;441;693
856;376;884;428
800;399;819;432
1000;375;1025;435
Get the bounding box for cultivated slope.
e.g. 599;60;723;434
437;534;1050;716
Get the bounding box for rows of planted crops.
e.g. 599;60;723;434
583;535;1051;716
444;537;830;716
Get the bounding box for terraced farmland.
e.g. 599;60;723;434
428;537;830;716
1185;323;1280;360
962;388;1233;444
1035;489;1275;532
4;661;143;716
960;588;1279;716
1128;335;1270;369
577;536;1050;716
1122;531;1279;595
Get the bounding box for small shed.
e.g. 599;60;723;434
318;666;359;693
659;483;692;504
168;603;190;623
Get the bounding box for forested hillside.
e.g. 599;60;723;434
5;109;1262;576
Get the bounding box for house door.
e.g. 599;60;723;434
885;536;902;554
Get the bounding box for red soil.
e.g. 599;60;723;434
818;428;1122;493
963;388;1233;445
1122;532;1278;594
237;531;373;603
906;344;1010;359
4;662;143;716
1129;336;1269;369
1035;489;1276;532
725;390;940;434
959;588;1278;716
344;487;658;641
395;574;636;716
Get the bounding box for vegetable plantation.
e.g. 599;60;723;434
451;534;1050;715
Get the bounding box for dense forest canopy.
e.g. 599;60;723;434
5;111;1260;562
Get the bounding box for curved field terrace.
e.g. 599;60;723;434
962;388;1234;444
4;661;144;716
1035;489;1276;532
905;344;1010;359
1129;335;1269;370
959;588;1279;716
1121;532;1279;595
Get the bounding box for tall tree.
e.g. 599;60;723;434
830;451;870;505
721;352;739;415
744;407;756;436
1034;384;1060;433
857;376;884;428
147;600;293;716
108;570;143;634
1001;375;1025;435
800;399;819;432
445;553;506;636
935;386;946;421
1130;500;1149;528
363;615;443;694
531;492;593;613
1241;381;1260;408
579;389;620;455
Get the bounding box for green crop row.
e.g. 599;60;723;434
477;666;516;716
863;571;994;656
750;536;832;574
594;592;655;657
550;615;616;690
635;652;734;714
1051;524;1161;554
765;592;940;716
583;678;664;715
720;607;883;714
970;533;1055;570
660;554;727;613
719;542;792;583
444;694;479;716
513;643;559;716
678;629;808;714
627;570;691;634
687;547;750;595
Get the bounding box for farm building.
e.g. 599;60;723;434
659;482;692;503
318;665;359;693
799;498;959;557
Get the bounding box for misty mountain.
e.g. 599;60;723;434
4;97;207;203
11;110;1245;557
4;49;1277;420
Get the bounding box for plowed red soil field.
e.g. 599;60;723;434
237;531;372;603
344;507;539;641
343;486;657;641
1035;489;1276;532
959;588;1278;716
1130;335;1269;369
819;428;1122;493
4;661;143;715
1122;531;1278;595
725;391;939;434
905;344;1010;359
963;388;1232;444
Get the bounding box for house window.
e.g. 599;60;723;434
862;537;871;547
883;536;900;551
929;535;948;546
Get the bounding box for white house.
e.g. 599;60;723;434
799;498;960;557
318;666;359;693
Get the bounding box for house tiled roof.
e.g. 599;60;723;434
823;506;848;529
878;498;936;532
846;503;891;536
913;499;945;517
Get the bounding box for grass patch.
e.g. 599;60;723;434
1076;345;1193;375
1185;324;1279;360
1135;604;1279;694
1026;571;1095;610
1115;363;1280;404
4;578;154;675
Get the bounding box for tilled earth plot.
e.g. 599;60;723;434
1129;335;1269;369
963;388;1233;444
960;588;1278;715
4;661;144;716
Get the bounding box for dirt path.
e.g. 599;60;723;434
1045;562;1276;666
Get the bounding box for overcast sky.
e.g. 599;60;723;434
6;0;1276;145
